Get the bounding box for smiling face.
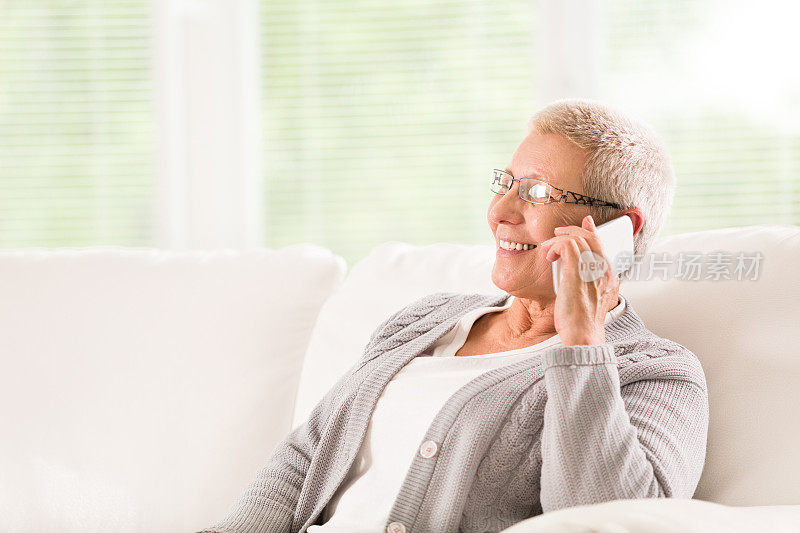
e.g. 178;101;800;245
488;131;593;301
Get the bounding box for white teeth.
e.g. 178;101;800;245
499;239;535;251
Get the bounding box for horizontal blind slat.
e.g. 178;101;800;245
0;0;154;248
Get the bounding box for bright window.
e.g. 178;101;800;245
260;0;538;266
260;0;800;268
599;0;800;234
1;1;797;256
0;1;154;247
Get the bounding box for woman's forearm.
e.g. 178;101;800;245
539;343;709;513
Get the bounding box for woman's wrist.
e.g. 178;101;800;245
561;329;606;346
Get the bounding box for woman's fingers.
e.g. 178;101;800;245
542;234;590;262
554;235;603;305
553;218;607;258
544;230;609;305
558;238;591;286
556;237;578;287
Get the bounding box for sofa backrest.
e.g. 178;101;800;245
621;224;800;506
295;225;800;507
0;245;346;533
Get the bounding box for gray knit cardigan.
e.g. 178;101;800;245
200;291;709;533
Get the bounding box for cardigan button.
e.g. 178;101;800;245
387;521;406;533
419;439;438;458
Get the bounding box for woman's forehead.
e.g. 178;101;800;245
508;160;585;191
503;164;562;188
509;132;587;189
504;166;549;180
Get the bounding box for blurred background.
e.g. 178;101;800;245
1;0;798;269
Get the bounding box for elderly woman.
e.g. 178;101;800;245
200;98;709;533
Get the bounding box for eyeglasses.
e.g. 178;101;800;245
490;168;623;209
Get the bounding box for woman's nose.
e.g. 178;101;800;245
489;182;525;224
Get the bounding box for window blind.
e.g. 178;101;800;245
0;1;154;247
260;0;538;268
599;0;800;235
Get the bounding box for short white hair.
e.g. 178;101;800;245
527;97;675;259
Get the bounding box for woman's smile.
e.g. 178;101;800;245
496;240;538;256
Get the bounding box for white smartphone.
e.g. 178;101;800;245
551;215;634;295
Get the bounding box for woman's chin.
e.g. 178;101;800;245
490;270;548;296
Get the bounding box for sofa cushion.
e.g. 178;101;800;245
500;497;800;533
295;225;800;507
0;245;345;533
619;224;800;506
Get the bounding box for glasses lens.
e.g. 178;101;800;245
520;178;550;204
490;170;512;193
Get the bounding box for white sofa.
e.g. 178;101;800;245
1;225;799;532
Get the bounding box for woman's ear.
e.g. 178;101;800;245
620;208;645;238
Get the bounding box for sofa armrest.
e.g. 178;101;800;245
499;498;800;533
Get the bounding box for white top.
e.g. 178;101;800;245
308;294;628;532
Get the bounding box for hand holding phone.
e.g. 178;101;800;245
551;215;634;295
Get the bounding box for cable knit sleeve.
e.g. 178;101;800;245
197;306;407;533
539;343;709;513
